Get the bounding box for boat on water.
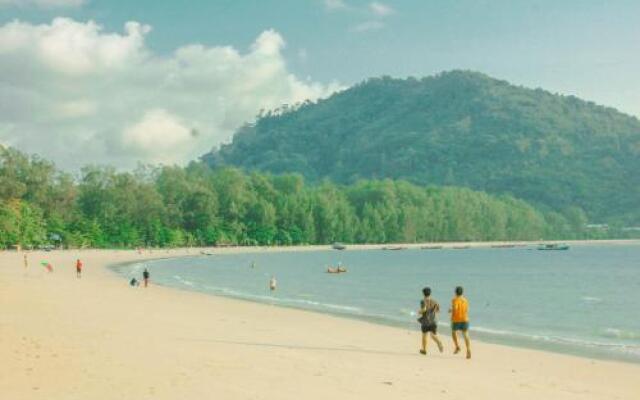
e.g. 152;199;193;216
421;245;443;250
537;243;570;251
326;266;347;273
382;246;407;251
332;242;346;250
491;244;516;248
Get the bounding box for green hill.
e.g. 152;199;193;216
204;71;640;225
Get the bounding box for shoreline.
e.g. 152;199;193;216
112;249;640;366
17;237;640;254
2;248;639;399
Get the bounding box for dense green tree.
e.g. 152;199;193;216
1;145;631;249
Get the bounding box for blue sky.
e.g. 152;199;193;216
0;0;638;168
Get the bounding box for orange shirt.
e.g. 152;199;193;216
451;296;469;323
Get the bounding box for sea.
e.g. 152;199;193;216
112;244;640;363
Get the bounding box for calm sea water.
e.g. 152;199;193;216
113;245;640;363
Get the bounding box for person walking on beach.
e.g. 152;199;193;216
143;268;150;288
76;259;83;278
450;286;471;359
418;287;444;355
269;276;277;292
23;253;28;269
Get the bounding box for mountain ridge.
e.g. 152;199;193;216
204;70;640;224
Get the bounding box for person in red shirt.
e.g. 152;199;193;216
76;259;83;279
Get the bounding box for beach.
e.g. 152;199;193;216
1;247;639;400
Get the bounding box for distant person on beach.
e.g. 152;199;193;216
42;262;53;273
129;277;139;287
23;253;28;269
450;286;471;359
269;276;277;291
76;259;83;278
417;287;444;355
143;268;150;288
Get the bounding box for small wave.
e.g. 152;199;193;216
472;326;640;356
122;262;146;277
200;285;363;314
399;308;418;317
172;275;195;287
581;296;603;303
199;286;450;326
601;328;640;341
292;299;363;313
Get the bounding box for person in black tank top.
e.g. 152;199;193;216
418;287;444;355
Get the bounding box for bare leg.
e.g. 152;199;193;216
463;331;471;359
420;332;428;354
431;333;443;352
452;330;461;354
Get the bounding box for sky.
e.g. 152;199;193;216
0;0;638;170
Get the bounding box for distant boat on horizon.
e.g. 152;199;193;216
332;242;346;250
382;246;407;251
538;243;570;251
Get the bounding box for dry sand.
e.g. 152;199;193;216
1;247;639;400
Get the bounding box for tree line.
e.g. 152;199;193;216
0;145;609;249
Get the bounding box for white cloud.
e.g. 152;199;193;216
0;0;85;8
0;18;341;169
123;109;194;164
324;0;347;11
369;2;394;17
350;20;385;33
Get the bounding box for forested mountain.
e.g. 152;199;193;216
204;71;640;225
0;145;597;249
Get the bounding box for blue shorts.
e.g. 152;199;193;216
452;322;469;331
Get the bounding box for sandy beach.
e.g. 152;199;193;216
1;247;639;400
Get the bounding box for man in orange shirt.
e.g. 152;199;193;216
76;259;83;278
450;286;471;359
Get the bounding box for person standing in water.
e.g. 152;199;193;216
143;268;150;288
76;259;83;278
269;276;277;292
450;286;471;359
418;287;444;355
